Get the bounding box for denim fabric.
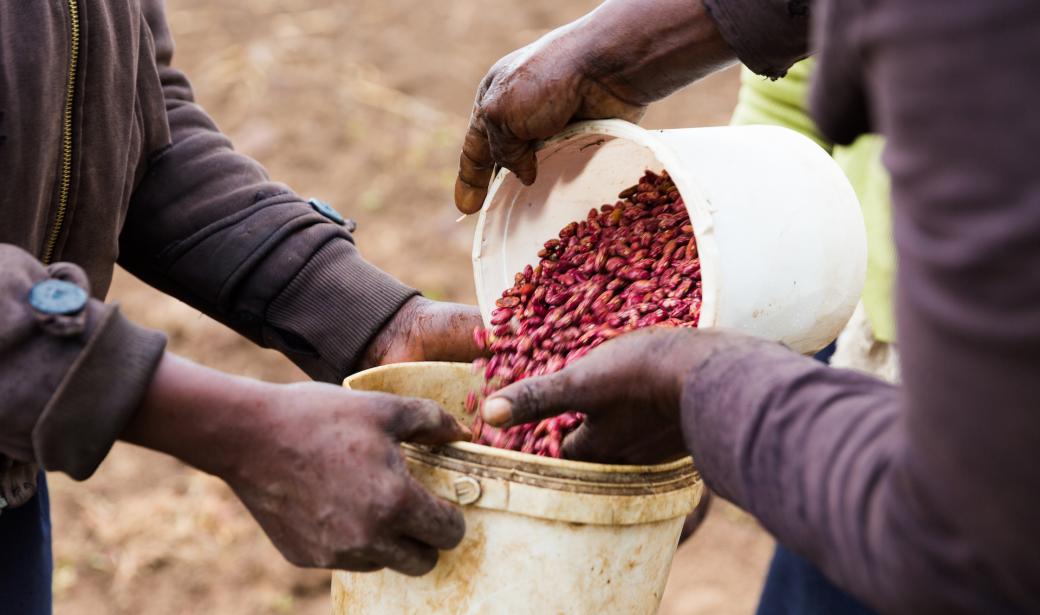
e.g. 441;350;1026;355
0;472;53;615
756;544;876;615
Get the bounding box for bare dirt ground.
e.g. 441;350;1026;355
48;1;774;612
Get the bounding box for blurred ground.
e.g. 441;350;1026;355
48;0;774;613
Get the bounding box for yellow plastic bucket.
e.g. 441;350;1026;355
332;361;702;615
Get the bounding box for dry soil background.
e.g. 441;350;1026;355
48;1;775;613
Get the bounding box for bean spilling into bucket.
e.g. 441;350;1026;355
467;170;703;457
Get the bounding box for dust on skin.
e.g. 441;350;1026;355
359;297;485;369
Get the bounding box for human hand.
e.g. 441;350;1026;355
454;0;735;214
225;382;470;575
361;296;486;369
123;354;471;576
481;327;754;464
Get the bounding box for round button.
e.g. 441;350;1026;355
308;198;346;225
28;279;88;316
453;475;482;506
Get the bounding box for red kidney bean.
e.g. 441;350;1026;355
491;308;514;325
619;267;651;281
473;328;489;350
679;259;701;278
469;170;703;457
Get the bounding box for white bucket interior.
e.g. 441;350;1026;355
473;121;867;354
471;128;709;322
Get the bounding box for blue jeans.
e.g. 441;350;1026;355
756;545;876;615
754;342;875;615
0;472;53;615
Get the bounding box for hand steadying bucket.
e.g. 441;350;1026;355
334;362;703;615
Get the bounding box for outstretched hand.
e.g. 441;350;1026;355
481;327;752;464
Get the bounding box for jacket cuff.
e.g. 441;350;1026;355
265;239;419;382
33;306;167;480
680;340;800;506
702;0;811;79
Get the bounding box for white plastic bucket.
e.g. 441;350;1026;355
473;120;867;353
332;362;703;615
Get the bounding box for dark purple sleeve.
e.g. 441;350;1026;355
683;1;1040;613
701;0;811;78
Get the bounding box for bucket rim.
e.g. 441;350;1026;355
344;362;702;523
344;361;698;479
402;442;698;496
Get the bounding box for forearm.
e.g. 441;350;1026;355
681;345;906;606
118;344;471;575
702;0;811;79
120;353;273;478
574;0;736;104
681;338;1037;614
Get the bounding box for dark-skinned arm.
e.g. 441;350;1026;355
454;0;810;213
123;352;470;575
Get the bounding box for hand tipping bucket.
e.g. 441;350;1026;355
473;120;866;354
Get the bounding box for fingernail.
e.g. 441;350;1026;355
482;397;512;426
456;187;483;214
466;194;485;214
458;422;473;439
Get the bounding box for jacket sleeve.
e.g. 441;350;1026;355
0;245;166;480
120;2;417;383
702;0;811;79
682;1;1040;613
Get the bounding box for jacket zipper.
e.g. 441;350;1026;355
42;0;81;264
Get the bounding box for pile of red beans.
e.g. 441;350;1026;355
468;170;703;457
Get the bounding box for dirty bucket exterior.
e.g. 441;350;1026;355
473;121;867;354
332;362;703;615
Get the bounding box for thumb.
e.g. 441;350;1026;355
482;370;577;429
386;397;472;445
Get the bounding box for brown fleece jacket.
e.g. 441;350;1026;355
0;0;416;482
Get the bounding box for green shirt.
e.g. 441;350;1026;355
730;60;896;343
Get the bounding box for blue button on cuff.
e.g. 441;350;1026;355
308;198;346;225
28;279;88;316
